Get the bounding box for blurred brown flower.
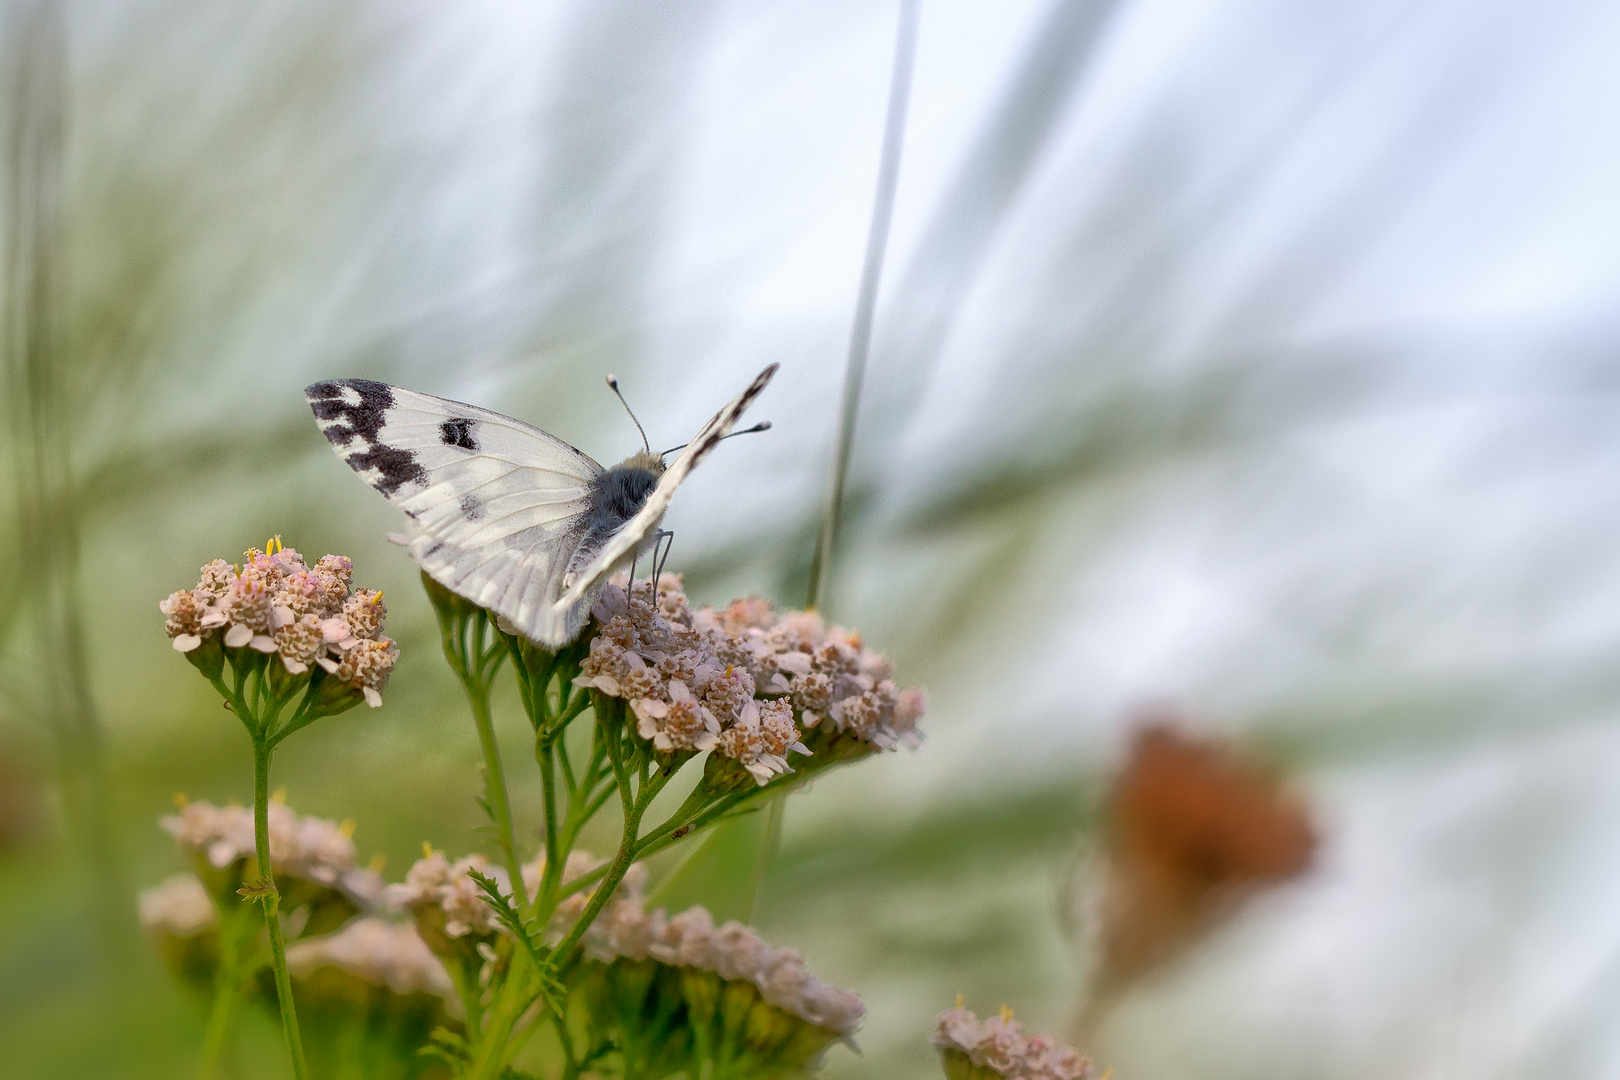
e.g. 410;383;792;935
1076;717;1317;1027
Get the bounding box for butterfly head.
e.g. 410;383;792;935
592;450;666;533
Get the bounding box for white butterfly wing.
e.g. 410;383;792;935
306;379;602;645
555;363;778;610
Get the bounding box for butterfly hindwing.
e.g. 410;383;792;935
306;379;602;644
555;363;778;609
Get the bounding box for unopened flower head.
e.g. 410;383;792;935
583;894;863;1039
574;574;924;784
137;873;223;986
386;847;645;963
138;873;220;939
931;1005;1095;1080
160;538;398;705
161;799;381;906
383;850;508;941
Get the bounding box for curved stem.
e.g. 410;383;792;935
253;739;309;1080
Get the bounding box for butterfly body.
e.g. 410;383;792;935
568;450;667;588
305;365;775;647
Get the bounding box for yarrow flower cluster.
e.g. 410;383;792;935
572;574;925;783
138;873;220;939
284;917;455;1001
931;1005;1096;1080
160;538;398;706
163;798;382;906
384;847;621;944
383;849;511;943
384;844;861;1039
587;896;865;1039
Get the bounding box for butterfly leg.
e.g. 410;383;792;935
652;529;675;585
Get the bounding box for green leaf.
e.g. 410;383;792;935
236;875;277;902
465;868;568;1016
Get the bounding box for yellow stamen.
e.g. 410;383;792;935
1099;1068;1114;1080
172;791;188;808
374;591;383;603
266;535;282;555
270;786;287;805
954;993;964;1008
422;840;435;858
338;818;356;839
999;1005;1014;1022
368;853;387;874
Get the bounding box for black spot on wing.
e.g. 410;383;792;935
306;379;394;448
440;417;478;450
346;445;427;497
307;379;427;497
459;493;483;521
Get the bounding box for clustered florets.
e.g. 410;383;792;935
382;850;509;940
586;892;865;1038
160;540;398;706
573;574;925;784
138;873;220;938
384;848;621;944
931;1006;1095;1080
162;799;382;905
284;916;455;1000
384;845;861;1038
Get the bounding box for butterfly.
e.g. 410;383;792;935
305;365;777;646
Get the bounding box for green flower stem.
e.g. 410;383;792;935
464;947;541;1080
468;684;527;907
195;904;252;1080
252;736;309;1080
545;761;672;966
477;735;676;1079
436;603;528;908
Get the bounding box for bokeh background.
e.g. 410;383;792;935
6;0;1620;1076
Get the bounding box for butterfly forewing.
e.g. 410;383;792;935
555;363;778;610
306;379;602;644
308;366;776;648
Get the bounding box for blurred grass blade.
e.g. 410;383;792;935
804;0;921;616
2;0;129;962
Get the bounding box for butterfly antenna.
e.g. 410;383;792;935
659;420;772;461
606;374;651;453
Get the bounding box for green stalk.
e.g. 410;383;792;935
804;0;920;613
437;604;527;907
195;906;247;1080
746;0;922;926
468;684;527;906
252;737;309;1080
